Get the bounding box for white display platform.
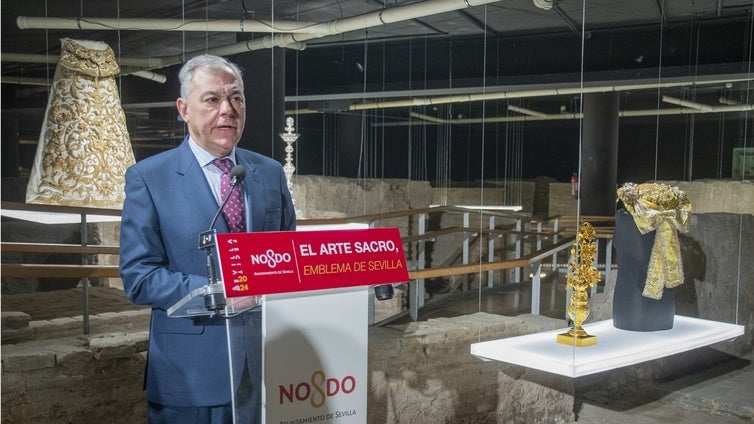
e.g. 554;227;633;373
470;315;744;378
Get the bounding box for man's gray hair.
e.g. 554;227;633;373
178;54;244;99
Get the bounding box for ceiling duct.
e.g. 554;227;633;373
16;16;316;34
532;0;557;10
14;0;504;65
0;53;167;83
531;0;586;38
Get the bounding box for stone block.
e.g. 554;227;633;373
1;312;35;344
292;175;433;219
2;342;58;372
368;313;572;423
2;352;56;372
676;213;754;356
0;326;34;345
86;331;149;360
1;311;31;329
664;179;754;214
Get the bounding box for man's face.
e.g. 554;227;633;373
176;67;245;157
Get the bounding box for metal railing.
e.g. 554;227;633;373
1;201;121;334
1;200;615;332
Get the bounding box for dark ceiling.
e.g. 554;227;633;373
3;0;752;91
2;0;753;182
2;1;751;61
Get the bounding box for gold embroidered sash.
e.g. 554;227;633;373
616;182;692;300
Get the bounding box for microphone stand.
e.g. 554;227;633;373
199;229;225;312
199;170;245;313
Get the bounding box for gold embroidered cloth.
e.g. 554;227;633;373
26;38;134;208
616;182;692;300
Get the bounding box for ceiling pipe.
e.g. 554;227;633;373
14;0;495;39
238;0;504;47
397;102;754;125
621;104;752;116
128;70;168;84
662;95;713;111
285;76;754;118
366;0;448;36
719;97;739;105
14;17;307;54
288;102;754;120
16;16;318;34
341;77;753;112
206;34;307;56
14;0;504;62
0;53;167;83
409;112;447;123
1;52;173;69
410;110;581;123
507;105;548;117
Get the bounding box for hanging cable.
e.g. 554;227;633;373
379;40;386;179
652;0;666;181
686;18;701;181
205;0;209;53
270;0;276;158
717;103;726;178
407;37;413;180
476;4;490;320
294;1;301;183
181;0;187;139
466;115;472;185
117;0;123;95
733;2;754;327
44;0;49;85
503;102;510;206
181;0;186;61
356;29;370;214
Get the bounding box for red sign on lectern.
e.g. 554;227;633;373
215;228;409;297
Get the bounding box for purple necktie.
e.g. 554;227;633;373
212;158;246;233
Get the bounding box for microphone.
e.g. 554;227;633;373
230;164;246;183
207;164;246;232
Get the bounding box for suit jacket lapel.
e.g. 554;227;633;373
175;138;230;233
236;152;262;232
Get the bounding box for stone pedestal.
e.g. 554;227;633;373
612;209;676;331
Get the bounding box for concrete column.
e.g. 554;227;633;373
2;119;20;178
232;48;286;161
336;113;364;177
580;93;619;216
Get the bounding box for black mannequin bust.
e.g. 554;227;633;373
612;208;675;331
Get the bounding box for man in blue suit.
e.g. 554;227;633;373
119;54;296;423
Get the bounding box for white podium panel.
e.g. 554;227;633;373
262;287;368;423
471;315;744;378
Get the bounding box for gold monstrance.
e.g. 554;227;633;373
557;222;601;347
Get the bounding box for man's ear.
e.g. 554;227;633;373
176;98;189;122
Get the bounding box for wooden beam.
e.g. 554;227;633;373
1;242;120;255
1;264;121;278
408;258;529;280
1;201;121;217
